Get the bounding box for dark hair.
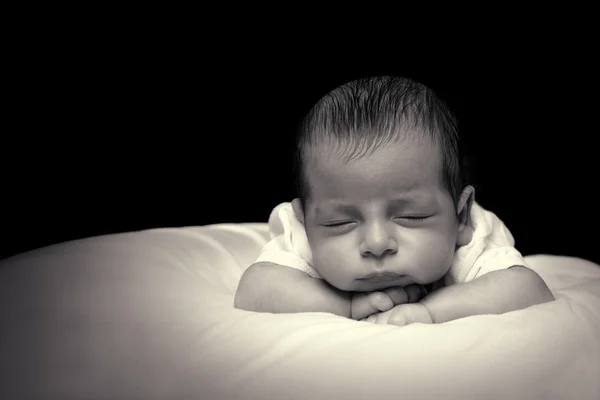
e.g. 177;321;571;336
294;75;468;211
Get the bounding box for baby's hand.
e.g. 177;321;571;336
351;284;427;320
363;302;433;326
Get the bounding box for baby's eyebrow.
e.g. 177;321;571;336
388;195;435;207
314;202;355;216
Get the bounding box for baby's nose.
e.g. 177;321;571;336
359;224;398;258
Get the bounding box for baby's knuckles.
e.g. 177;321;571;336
387;310;410;326
387;303;433;326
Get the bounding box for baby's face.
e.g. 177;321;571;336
299;137;460;292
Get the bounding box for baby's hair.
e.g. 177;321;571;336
294;75;468;211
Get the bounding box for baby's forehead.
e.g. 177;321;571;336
303;138;444;196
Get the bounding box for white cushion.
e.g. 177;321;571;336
1;223;599;400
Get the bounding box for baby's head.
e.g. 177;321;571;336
291;76;474;291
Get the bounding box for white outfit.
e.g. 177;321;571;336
255;201;527;286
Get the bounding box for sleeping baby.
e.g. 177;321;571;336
234;75;554;325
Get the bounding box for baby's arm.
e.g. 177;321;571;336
422;266;554;323
234;261;351;316
234;262;424;320
367;266;554;325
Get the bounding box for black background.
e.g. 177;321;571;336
3;35;599;265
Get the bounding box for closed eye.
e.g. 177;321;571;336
322;221;355;228
395;216;430;223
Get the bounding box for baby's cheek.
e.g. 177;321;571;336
311;242;356;289
414;236;455;281
312;244;341;274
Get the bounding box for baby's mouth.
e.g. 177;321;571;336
357;272;403;282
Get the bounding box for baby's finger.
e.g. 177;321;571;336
372;309;392;324
368;292;394;312
351;292;374;320
388;303;433;326
387;309;410;326
381;286;409;305
351;292;390;320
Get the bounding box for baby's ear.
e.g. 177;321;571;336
291;198;305;224
456;186;475;246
